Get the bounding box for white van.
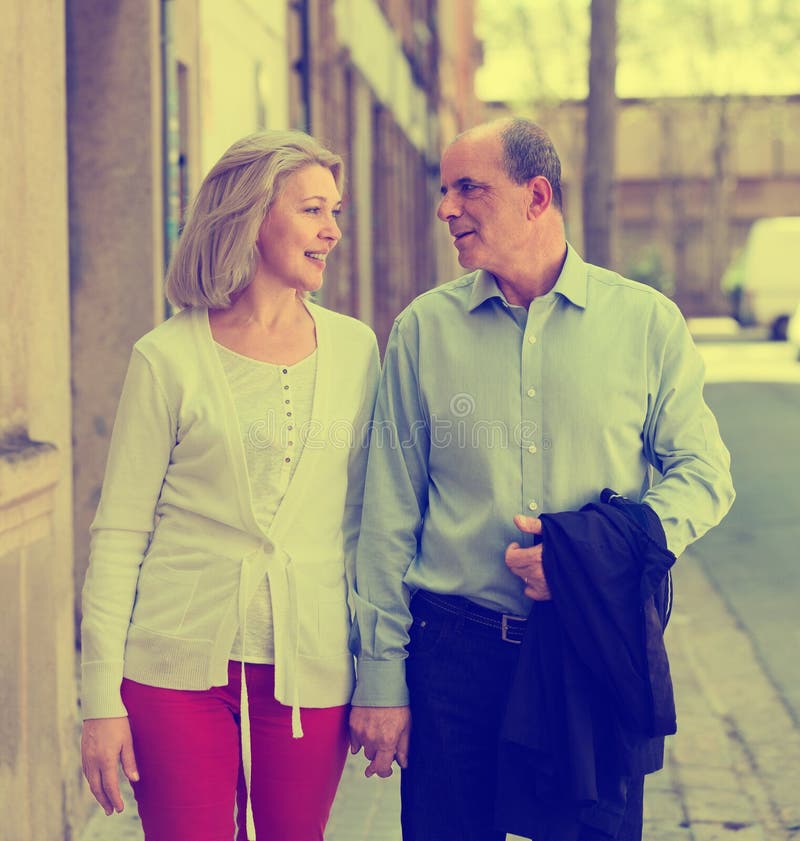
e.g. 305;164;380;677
788;302;800;361
737;216;800;340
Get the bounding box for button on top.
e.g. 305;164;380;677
282;368;288;374
528;501;538;511
527;388;536;398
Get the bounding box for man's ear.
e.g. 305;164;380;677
526;175;553;219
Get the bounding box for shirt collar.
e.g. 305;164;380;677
468;270;506;312
467;242;588;313
551;243;588;310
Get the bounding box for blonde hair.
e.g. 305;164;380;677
166;130;344;309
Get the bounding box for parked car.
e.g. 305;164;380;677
732;216;800;340
788;301;800;361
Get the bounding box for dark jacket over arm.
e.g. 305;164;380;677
496;490;676;840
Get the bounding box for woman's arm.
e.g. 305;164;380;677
80;346;176;808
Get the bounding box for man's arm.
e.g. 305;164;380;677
343;335;381;597
349;315;430;775
641;305;735;556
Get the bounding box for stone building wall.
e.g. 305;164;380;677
1;2;83;838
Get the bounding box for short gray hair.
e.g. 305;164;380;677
499;119;563;211
166;130;344;309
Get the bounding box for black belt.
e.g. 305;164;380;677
413;590;528;645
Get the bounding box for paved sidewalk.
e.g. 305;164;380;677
79;553;800;840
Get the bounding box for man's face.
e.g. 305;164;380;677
437;132;533;279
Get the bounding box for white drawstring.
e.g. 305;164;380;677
240;661;256;840
284;559;304;738
239;548;303;841
238;564;257;840
292;683;303;738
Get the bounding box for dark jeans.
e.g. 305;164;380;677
400;592;645;841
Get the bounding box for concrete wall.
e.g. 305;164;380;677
199;0;290;173
0;1;83;838
68;0;167;626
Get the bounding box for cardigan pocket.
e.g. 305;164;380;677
131;561;201;635
312;597;352;656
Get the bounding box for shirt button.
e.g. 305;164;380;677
528;501;538;511
282;368;288;374
528;335;537;344
527;388;536;397
284;457;291;463
528;444;537;454
284;385;289;390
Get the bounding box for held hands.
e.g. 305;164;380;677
505;515;551;601
348;518;547;782
81;717;140;815
349;705;411;778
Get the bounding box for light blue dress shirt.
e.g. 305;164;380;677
352;245;735;706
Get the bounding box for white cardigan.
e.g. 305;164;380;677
81;303;380;731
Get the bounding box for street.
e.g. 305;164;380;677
694;336;800;723
78;338;800;841
692;379;800;722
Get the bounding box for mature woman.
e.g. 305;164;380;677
80;130;380;841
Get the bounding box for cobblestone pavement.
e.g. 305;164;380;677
78;553;800;841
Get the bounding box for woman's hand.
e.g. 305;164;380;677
81;717;140;815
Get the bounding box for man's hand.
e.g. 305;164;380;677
349;705;411;778
505;514;551;601
81;717;140;815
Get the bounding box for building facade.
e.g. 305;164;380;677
0;1;481;838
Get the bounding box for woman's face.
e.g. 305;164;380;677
254;164;342;294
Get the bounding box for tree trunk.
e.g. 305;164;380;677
707;96;735;313
582;0;617;268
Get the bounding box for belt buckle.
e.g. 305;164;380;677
501;613;525;645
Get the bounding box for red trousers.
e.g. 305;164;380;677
121;662;349;841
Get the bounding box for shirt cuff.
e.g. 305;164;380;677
352;658;409;706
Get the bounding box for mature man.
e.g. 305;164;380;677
349;118;734;841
